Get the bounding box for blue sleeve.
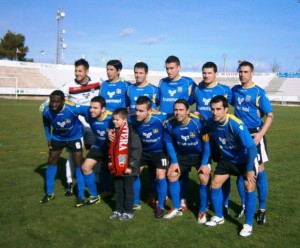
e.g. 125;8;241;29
42;115;51;141
163;125;178;163
246;144;257;172
188;81;196;105
226;87;233;104
201;139;210;165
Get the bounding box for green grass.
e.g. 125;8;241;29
0;99;299;248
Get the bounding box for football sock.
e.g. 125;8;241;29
179;171;189;200
257;170;268;210
133;176;141;205
211;188;223;218
222;178;231;207
75;167;85;199
156;178;167;209
46;165;57;195
236;175;246;205
199;184;208;213
169;180;181;209
84;172;98;197
245;191;257;226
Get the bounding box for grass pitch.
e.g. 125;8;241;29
0;99;299;248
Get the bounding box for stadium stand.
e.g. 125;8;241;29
0;60;299;105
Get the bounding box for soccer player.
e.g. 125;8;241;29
194;61;232;222
130;96;168;218
40;90;86;204
127;62;159;113
231;61;274;224
75;96;113;207
163;99;210;219
99;59;131;112
158;55;196;117
39;58;100;196
204;95;257;237
108;108;142;221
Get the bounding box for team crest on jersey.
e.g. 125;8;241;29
168;89;176;96
153;128;159;134
189;132;196;138
143;132;152;138
107;91;115;98
245;95;251;102
116;89;122;94
177;87;182;93
237;97;244;105
203;98;211;105
65;119;71;124
181;135;189;141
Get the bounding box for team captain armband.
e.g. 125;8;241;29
202;133;209;142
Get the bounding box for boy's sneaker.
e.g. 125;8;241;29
163;208;183;219
133;204;142;210
197;212;207;224
205;216;225;227
180;199;188;211
119;213;134;221
236;205;245;218
40;194;55;203
86;195;100;205
155;208;164;218
256;209;266;224
64;183;73;196
109;211;122;219
75;198;85;208
239;224;253;237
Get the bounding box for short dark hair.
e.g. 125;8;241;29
165;55;180;66
50;90;65;100
174;98;189;110
202;62;217;73
210;95;228;108
238;61;254;72
134;62;148;73
74;59;89;70
136;96;151;110
107;59;123;71
91;96;106;108
113;108;128;119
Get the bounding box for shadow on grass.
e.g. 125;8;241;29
34;157;67;193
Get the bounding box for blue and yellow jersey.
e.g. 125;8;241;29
158;76;196;116
194;81;232;120
129;112;167;153
205;114;256;164
164;114;208;163
84;110;113;150
99;80;130;111
231;84;272;129
42;103;86;142
127;82;159;113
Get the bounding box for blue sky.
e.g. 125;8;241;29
0;0;300;72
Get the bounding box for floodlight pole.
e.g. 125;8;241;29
56;9;65;64
223;53;227;73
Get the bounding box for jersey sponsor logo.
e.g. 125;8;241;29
106;99;122;103
97;130;106;136
107;91;115;98
236;105;250;112
219;137;226;145
181;135;189;141
143;132;153;139
57;121;66;128
203;98;211;105
237;97;244;105
162;97;177;102
168;89;176;96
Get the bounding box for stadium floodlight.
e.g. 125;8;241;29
56;9;66;64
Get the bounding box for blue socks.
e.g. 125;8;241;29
169;180;181;209
84;172;98;197
156;178;167;209
75;167;85;198
46;165;57;195
257;170;268;210
199;184;208;213
211;188;223;218
245;191;257;226
134;176;141;205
